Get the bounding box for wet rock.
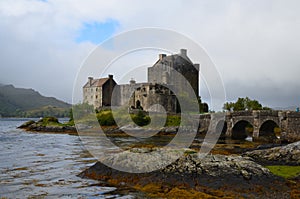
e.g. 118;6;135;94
243;141;300;165
79;151;289;198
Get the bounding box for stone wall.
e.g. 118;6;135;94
281;111;300;142
130;83;177;113
83;86;102;108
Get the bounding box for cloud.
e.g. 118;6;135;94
0;0;299;110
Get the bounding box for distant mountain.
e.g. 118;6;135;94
0;84;71;117
273;106;298;111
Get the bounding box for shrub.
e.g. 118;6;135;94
97;110;116;126
131;110;151;126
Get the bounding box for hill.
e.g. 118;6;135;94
0;84;71;117
273;106;298;111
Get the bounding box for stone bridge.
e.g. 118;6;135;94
198;110;300;142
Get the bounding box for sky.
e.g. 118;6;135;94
0;0;300;110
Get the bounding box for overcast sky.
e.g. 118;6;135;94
0;0;299;110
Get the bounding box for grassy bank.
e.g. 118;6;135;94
266;165;300;179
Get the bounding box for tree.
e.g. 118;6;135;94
223;102;234;111
233;97;246;111
223;97;270;111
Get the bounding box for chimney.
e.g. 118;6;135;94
180;49;187;56
194;63;200;71
159;54;166;61
130;78;136;85
88;77;93;86
108;74;113;79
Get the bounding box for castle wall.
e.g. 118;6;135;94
132;84;177;113
83;87;102;108
118;83;144;107
102;79;117;106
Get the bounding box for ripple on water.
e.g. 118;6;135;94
0;118;135;198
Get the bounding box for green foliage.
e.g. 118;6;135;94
67;108;75;126
131;110;151;126
37;116;60;126
73;107;181;128
97;110;116;126
165;115;181;126
262;106;272;110
223;102;235;111
199;102;209;113
266;165;300;179
223;97;271;111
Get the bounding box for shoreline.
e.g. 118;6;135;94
16;118;300;198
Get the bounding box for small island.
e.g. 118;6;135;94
18;116;77;135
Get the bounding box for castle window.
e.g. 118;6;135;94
96;88;98;91
96;95;98;99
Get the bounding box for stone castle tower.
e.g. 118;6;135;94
148;49;199;97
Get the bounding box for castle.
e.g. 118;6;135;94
83;49;208;113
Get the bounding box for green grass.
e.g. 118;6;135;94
266;165;300;179
73;107;182;128
165;115;181;126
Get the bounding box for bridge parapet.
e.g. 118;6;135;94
229;111;252;117
199;114;211;120
286;111;300;118
256;110;279;117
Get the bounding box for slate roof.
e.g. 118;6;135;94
83;78;109;88
153;54;193;68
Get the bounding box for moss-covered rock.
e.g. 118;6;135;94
18;117;76;135
243;141;300;165
79;152;289;198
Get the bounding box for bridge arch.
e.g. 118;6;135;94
258;120;280;141
216;120;227;138
232;120;253;140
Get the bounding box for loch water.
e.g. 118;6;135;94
0;118;134;199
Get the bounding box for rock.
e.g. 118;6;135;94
17;120;35;128
18;118;76;134
243;141;300;165
79;151;289;198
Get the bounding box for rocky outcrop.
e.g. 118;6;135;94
80;151;289;198
163;153;270;180
18;117;76;135
244;141;300;165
